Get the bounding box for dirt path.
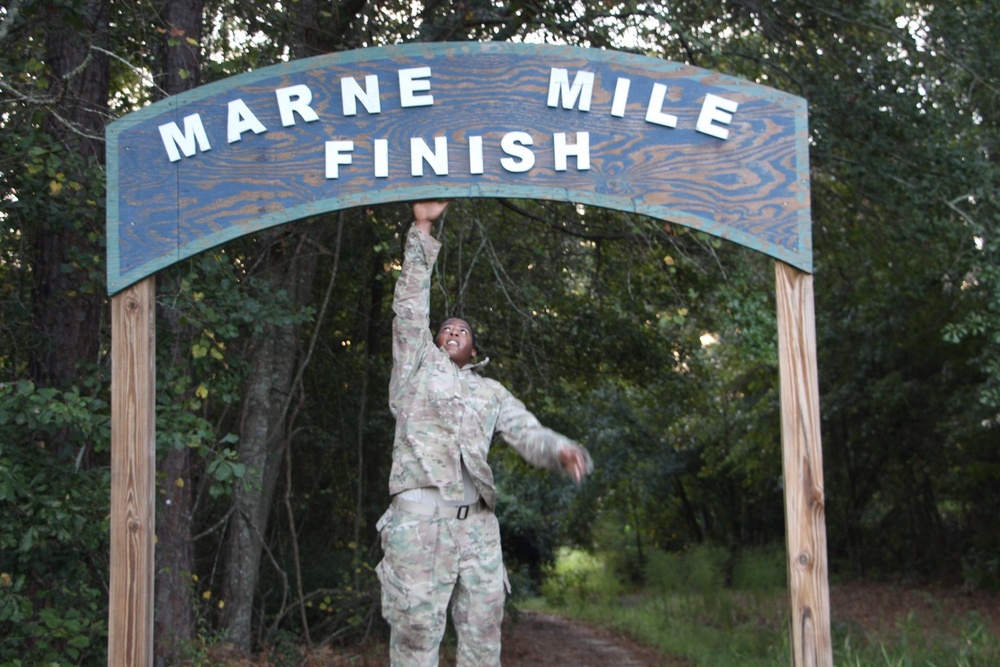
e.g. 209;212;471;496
500;610;687;667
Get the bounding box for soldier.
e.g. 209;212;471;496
375;200;592;666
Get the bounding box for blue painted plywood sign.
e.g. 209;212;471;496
106;42;811;294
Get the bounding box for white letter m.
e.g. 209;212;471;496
547;68;595;111
158;114;212;163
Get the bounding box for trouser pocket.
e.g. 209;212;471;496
376;558;411;624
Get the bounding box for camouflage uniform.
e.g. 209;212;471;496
376;225;591;667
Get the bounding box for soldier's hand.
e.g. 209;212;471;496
412;200;451;233
559;447;588;484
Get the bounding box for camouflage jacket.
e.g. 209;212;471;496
388;226;589;510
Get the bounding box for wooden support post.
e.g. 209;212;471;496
109;276;156;667
775;261;832;667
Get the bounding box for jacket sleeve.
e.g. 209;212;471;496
494;386;593;475
389;226;442;416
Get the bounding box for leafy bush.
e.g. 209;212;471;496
731;544;786;592
540;548;621;607
0;381;111;665
644;543;730;595
533;543;791;665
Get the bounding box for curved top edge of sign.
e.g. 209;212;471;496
107;41;805;131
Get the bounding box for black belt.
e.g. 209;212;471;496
392;496;487;520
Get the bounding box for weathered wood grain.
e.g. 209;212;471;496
106;43;811;294
109;277;156;667
775;262;832;667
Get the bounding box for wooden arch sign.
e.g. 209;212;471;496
106;42;830;666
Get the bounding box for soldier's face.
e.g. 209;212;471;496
435;318;476;367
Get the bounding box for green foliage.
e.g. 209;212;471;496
644;544;729;596
490;462;568;595
534;545;1000;666
539;548;622;608
731;544;787;593
0;383;110;665
0;381;110;458
154;249;318;499
533;544;790;665
834;611;1000;667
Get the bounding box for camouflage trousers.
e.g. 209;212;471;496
375;502;508;667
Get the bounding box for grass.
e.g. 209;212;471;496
524;545;1000;667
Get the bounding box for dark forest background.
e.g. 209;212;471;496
1;1;997;664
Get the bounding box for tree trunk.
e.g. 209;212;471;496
160;0;203;93
154;434;196;667
222;228;320;652
30;0;109;393
217;0;357;647
154;286;199;667
152;1;204;663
